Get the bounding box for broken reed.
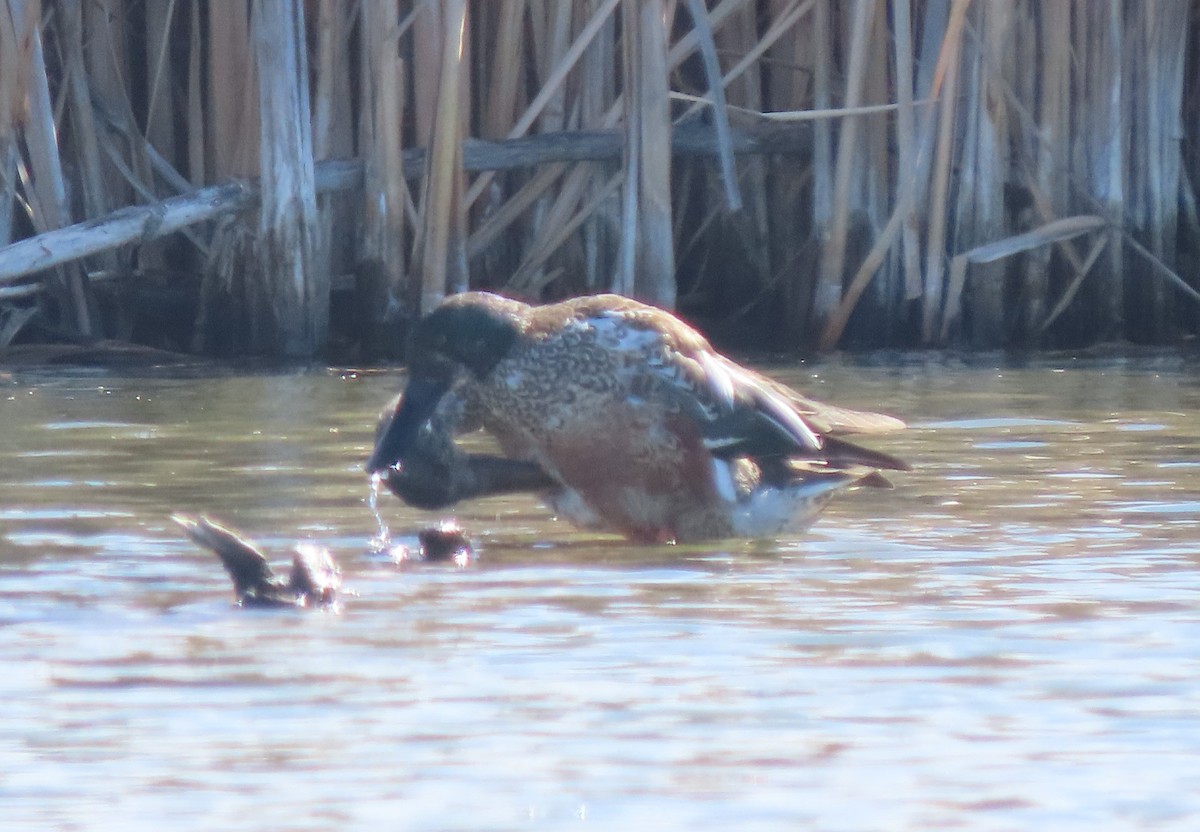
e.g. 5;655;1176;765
1;0;1198;357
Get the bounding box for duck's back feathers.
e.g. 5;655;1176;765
547;300;903;467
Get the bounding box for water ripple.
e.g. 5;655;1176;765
2;359;1200;829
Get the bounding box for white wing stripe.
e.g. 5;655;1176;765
699;351;737;408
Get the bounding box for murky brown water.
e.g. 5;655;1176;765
2;352;1199;830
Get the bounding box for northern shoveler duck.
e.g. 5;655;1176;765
367;292;908;543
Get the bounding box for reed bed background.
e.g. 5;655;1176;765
1;0;1198;358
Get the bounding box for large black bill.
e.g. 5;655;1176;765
364;377;449;474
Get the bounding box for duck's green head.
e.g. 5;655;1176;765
366;293;523;475
407;293;522;381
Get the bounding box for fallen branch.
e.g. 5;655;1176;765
0;180;256;287
0;123;810;286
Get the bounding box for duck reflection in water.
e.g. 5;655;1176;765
369;292;908;544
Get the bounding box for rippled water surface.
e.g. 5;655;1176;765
3;352;1199;830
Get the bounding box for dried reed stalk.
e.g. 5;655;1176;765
861;3;896;329
955;2;1012;346
477;0;753;300
1075;0;1125;340
144;1;178;165
617;0;675;307
0;1;15;248
465;0;619;208
1041;236;1110;333
763;0;811;342
357;0;408;355
893;0;921;302
84;0;134;203
708;0;768;295
0;0;26;256
579;0;620;291
1019;0;1070;343
209;2;258;178
510;172;624;293
4;0;1200;356
812;0;877;330
536;0;572;135
60;0;119;331
253;0;323;356
615;0;644;300
920;0;969;344
313;0;354;160
18;0;95;336
412;2;440;149
412;0;469;314
490;0;626;296
481;0;526;139
475;0;755;301
476;0;588;292
798;0;831;335
186;1;205;186
1124;0;1189;341
814;0;951;353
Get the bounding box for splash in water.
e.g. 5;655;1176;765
367;471;394;554
367;471;474;566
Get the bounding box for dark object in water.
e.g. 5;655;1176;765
173;513;341;608
417;520;475;563
384;520;476;566
371;387;554;509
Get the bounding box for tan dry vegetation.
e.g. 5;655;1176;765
1;0;1199;357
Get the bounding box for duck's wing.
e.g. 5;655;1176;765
173;513;279;597
582;304;826;460
679;350;827;459
689;354;910;470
